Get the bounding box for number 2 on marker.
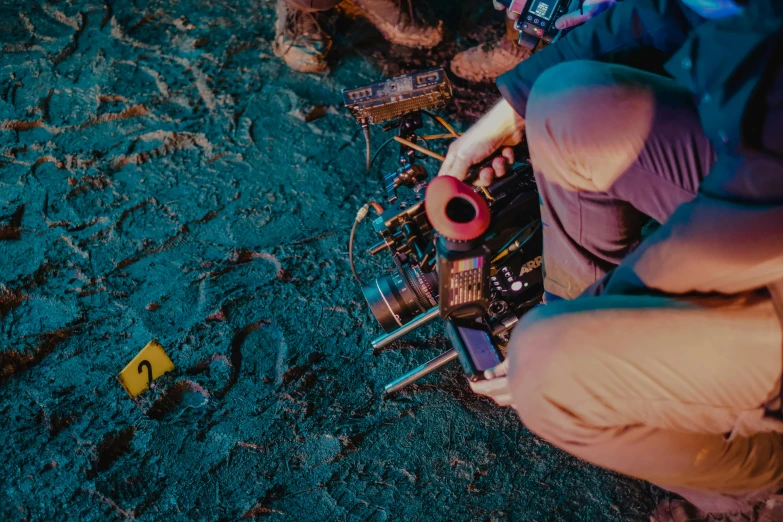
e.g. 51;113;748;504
138;360;153;384
118;340;175;398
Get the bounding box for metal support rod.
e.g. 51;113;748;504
393;136;446;162
383;349;458;395
369;241;388;255
371;307;440;350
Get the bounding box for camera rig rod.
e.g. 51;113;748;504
371;306;440;350
372;306;440;350
383;348;458;395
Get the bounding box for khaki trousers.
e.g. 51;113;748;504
510;61;783;512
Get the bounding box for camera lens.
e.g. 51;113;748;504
362;265;438;333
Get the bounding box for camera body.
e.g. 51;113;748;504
362;162;543;380
343;68;544;390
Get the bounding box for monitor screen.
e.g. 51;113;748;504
458;326;501;372
531;0;556;21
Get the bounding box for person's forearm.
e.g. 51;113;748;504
437;99;525;181
594;145;783;298
477;98;526;142
600;196;783;297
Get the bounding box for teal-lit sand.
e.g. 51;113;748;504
1;1;663;519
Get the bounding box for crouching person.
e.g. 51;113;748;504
437;0;783;519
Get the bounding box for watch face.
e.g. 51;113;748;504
530;0;556;21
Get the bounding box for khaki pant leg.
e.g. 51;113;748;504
507;293;783;509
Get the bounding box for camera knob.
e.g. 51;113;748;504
488;300;509;318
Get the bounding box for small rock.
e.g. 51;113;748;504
206;309;225;321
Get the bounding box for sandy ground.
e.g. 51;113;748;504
0;0;667;520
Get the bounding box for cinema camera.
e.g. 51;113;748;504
343;68;544;394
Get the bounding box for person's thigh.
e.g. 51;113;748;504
507;293;783;494
526;60;715;216
524;61;716;297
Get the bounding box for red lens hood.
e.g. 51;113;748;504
425;176;491;241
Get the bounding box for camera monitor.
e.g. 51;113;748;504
446;320;504;381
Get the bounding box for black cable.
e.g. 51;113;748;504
415;133;430;147
517;294;545;310
509;220;541;254
412;133;430;159
369;136;397;169
371;133;433;167
492;220;542;264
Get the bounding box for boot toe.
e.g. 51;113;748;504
450;40;530;82
273;36;331;73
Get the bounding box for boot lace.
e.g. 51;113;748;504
281;8;330;55
396;0;415;26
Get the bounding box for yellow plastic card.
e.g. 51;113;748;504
118;340;175;398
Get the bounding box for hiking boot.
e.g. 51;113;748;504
342;0;443;49
651;499;749;522
451;34;531;82
755;495;783;522
651;497;783;522
273;0;333;73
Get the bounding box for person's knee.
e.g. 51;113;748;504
506;304;572;432
526;61;613;138
506;302;607;443
525;61;613;191
527;61;657;191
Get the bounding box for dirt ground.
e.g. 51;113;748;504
0;0;668;520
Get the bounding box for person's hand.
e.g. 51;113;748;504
492;0;527;20
440;130;522;187
555;0;618;30
438;99;525;187
469;359;515;407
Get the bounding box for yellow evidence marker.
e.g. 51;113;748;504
118;340;175;398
